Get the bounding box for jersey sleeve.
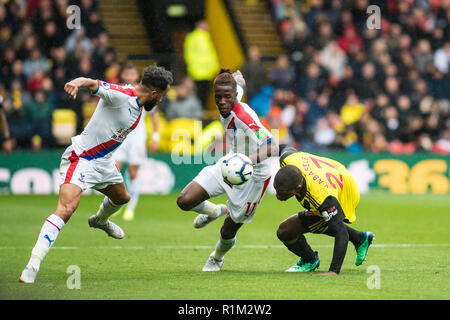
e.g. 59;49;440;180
279;144;297;164
234;103;273;146
91;80;134;106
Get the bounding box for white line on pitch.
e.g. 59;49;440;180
0;243;449;250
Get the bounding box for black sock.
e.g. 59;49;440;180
283;234;316;263
345;225;365;247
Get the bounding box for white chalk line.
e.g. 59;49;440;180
0;243;449;250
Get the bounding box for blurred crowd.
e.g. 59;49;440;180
241;0;450;154
0;0;449;155
0;0;120;149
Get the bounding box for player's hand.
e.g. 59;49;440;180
64;81;79;100
232;70;246;89
2;138;12;155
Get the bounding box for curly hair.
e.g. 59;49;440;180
141;65;173;91
274;165;304;191
213;68;236;91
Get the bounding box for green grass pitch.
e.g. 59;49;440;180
0;193;448;300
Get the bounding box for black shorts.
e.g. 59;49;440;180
298;210;329;234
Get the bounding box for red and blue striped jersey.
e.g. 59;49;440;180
71;80;142;161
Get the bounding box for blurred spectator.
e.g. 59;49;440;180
288;98;309;149
40;20;65;56
85;11;105;39
295;62;326;99
163;77;203;121
338;24;364;54
23;48;49;78
433;41;450;73
414;39;434;74
313;118;336;149
0;95;13;154
319;40;347;83
432;129;450;154
354;61;380;101
340;93;365;126
91;31;117;78
383;105;401;142
306;92;329;128
26;69;48;93
240;46;267;102
184;20;220;108
24;90;53;147
269;54;295;90
65;27;92;54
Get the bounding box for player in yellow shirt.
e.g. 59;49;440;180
274;144;374;275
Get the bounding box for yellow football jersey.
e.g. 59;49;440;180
280;151;360;223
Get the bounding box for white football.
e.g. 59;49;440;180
219;153;253;185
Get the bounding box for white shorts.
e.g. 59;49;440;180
193;164;271;224
59;146;124;191
113;137;147;166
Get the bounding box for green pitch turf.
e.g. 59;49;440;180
0;193;448;300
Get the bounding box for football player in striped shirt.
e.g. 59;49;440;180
177;69;279;271
274;144;374;275
19;66;172;283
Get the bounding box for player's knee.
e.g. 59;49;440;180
57;202;78;222
220;226;237;240
276;223;293;242
113;193;130;206
176;194;192;211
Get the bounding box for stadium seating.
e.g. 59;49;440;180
51;109;77;145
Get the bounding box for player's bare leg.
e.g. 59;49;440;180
277;213;320;272
203;215;243;271
111;161;124;218
19;184;82;283
122;164;140;221
177;181;228;228
88;182;130;239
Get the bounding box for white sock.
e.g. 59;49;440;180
95;197;122;224
192;201;221;218
26;214;65;270
126;178;140;213
213;236;236;260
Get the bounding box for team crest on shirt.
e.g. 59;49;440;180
101;81;110;89
78;172;85;183
112;127;132;142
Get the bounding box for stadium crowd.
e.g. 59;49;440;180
247;0;450;154
0;0;116;149
0;0;449;155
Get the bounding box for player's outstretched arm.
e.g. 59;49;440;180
64;77;98;100
318;196;349;275
233;70;246;102
232;70;246;90
249;140;279;164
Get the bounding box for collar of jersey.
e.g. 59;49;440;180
295;181;307;202
135;98;142;108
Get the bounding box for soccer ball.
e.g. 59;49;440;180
219;153;253;185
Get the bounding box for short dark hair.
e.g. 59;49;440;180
213;68;236;91
141;65;173;91
274;165;304;191
121;63;137;73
